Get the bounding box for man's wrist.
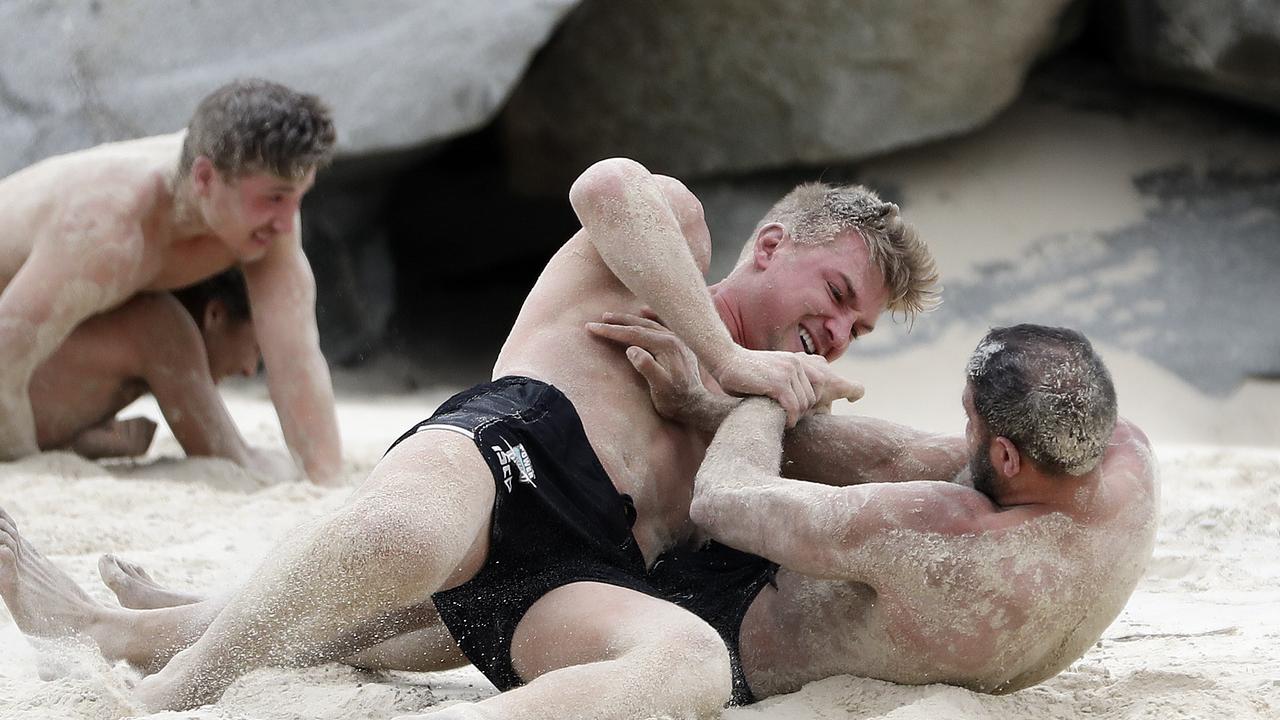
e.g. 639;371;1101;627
691;392;740;433
702;340;741;381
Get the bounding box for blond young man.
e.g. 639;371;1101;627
0;159;938;719
0;79;340;484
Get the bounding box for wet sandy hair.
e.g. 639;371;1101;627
177;79;336;182
173;268;251;326
967;324;1117;477
740;182;940;320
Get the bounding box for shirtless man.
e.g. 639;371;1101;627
0;158;938;719
0;79;341;484
29;268;294;477
588;318;1158;700
78;323;1157;709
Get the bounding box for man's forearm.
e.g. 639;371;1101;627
687;390;741;434
0;322;48;458
692;398;787;510
781;414;967;486
0;388;38;459
570;159;736;370
269;351;341;484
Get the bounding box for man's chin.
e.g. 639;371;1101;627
239;241;271;262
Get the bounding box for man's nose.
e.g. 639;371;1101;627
273;210;294;234
825;313;855;356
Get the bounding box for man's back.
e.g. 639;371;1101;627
0;134;172;281
738;420;1159;696
0;132;242;292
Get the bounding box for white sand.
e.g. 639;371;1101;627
0;363;1276;720
4;68;1280;719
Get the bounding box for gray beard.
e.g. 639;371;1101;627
969;448;998;501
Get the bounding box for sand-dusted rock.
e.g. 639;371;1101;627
0;0;579;177
1102;0;1280;113
499;0;1077;193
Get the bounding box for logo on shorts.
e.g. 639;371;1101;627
491;437;537;492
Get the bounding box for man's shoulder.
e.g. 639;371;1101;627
111;294;201;355
41;134;179;205
1103;418;1158;490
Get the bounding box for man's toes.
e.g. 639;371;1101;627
97;554;122;585
115;556;153;583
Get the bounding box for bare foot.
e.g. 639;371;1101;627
71;416;158;459
0;505;105;638
98;554;202;610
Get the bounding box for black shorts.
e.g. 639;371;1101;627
387;376;656;691
649;541;780;705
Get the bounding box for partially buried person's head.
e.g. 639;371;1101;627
173;268;260;381
962;324;1117;498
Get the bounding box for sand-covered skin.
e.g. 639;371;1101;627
4;53;1279;719
0;366;1277;720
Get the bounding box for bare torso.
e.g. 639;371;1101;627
0;132;237;294
494;232;708;563
738;423;1159;696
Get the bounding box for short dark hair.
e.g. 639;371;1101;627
966;324;1117;476
178;79;336;181
173;268;251;326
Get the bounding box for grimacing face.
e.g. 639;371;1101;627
198;162;315;262
737;228;890;361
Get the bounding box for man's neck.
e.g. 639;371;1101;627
995;469;1099;511
166;177;212;243
709;283;746;347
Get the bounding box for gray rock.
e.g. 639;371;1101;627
499;0;1078;193
1103;0;1280;113
0;0;579;177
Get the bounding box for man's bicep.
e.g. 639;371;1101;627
783;414;968;486
653;174;712;275
146;344;249;461
244;243;319;344
710;481;992;580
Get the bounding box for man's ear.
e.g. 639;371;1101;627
192;156;217;197
752;223;787;270
991;436;1021;478
202;298;226;332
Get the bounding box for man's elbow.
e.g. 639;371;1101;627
568;157;648;218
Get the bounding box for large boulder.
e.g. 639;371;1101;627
1101;0;1280;113
0;0;579;177
499;0;1079;193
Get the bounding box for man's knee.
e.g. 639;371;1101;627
646;619;733;709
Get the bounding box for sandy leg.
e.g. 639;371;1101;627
98;552;471;673
133;430;495;713
395;582;734;720
98;554;201;610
